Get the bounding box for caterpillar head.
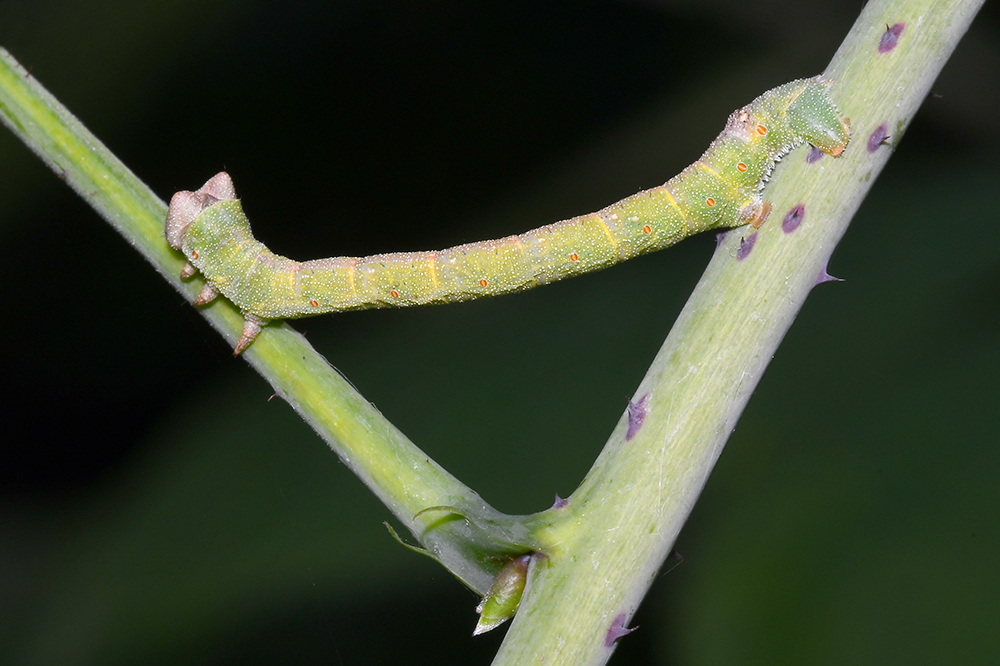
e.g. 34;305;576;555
165;171;238;249
786;78;851;157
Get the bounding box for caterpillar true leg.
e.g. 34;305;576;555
749;202;773;229
167;77;849;355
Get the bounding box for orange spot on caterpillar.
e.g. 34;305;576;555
756;124;767;136
309;299;319;307
191;250;199;260
737;162;748;172
390;289;399;298
479;278;488;287
642;224;652;234
706;197;716;207
570;253;579;261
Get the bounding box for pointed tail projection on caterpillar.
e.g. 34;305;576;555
166;76;849;354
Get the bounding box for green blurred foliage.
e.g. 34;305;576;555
0;1;997;664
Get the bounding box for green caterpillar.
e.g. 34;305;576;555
166;77;849;354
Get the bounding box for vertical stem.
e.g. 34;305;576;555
493;1;984;663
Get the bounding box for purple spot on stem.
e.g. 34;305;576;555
782;204;806;234
605;613;637;647
868;123;889;153
552;494;569;509
814;262;844;286
878;23;905;53
714;229;730;250
626;394;648;441
736;232;757;261
806;146;825;163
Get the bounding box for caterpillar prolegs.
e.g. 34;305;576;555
166;76;849;354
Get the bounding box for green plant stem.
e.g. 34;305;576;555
0;0;983;661
493;0;983;663
0;47;525;594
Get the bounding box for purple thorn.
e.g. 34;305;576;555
806;146;825;163
626;394;648;441
878;23;905;54
662;549;687;575
552;494;569;509
605;613;637;647
867;123;889;153
814;262;844;286
736;232;757;261
781;203;806;234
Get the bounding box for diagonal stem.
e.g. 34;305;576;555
0;46;524;595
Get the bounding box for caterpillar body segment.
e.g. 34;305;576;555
166;77;850;354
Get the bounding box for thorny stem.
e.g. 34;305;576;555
0;0;985;663
490;0;983;664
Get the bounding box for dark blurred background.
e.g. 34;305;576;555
1;1;998;664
